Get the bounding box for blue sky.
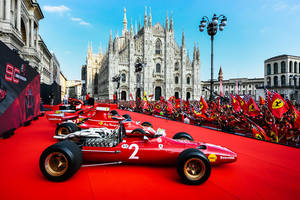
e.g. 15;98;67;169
38;0;300;81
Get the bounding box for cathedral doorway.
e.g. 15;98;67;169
136;88;141;100
121;91;127;100
186;92;191;101
175;92;179;99
155;87;161;100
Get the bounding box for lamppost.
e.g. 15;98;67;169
199;14;227;101
135;62;146;101
112;74;120;103
289;75;299;101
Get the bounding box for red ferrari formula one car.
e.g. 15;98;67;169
39;124;237;185
54;107;157;136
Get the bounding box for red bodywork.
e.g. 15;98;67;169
82;134;237;165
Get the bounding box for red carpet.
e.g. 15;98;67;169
0;110;300;200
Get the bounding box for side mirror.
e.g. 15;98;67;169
143;135;150;142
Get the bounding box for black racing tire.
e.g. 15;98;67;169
122;114;131;120
55;123;78;136
39;140;82;182
110;110;119;116
141;121;153;128
131;128;146;135
173;132;194;141
176;148;211;185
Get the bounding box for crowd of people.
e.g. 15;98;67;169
120;91;300;148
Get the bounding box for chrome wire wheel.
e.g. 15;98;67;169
45;152;68;177
183;158;206;181
57;127;70;135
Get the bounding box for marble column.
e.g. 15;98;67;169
16;0;21;31
35;25;39;49
30;18;34;47
5;0;11;21
26;20;29;46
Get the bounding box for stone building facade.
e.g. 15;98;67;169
84;8;201;101
263;55;300;101
202;67;264;101
0;0;61;86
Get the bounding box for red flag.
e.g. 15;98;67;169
168;96;176;104
199;96;208;113
291;105;300;128
166;101;174;114
175;99;181;109
154;102;162;113
247;97;260;117
160;96;165;104
251;121;271;141
259;96;265;105
230;94;241;112
142;100;149;110
220;79;223;97
268;92;289;118
236;94;247;111
269;124;279;143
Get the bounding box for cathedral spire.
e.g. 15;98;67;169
196;46;200;60
130;18;133;38
90;41;93;55
218;66;223;81
109;30;113;52
166;12;169;32
87;41;90;55
149;7;152;28
135;20;137;35
193;42;196;60
139;16;141;30
144;6;148;28
122;8;127;36
170;14;173;32
182;29;185;47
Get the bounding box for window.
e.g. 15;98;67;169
155;39;162;55
156;63;161;73
121;91;127;100
231;85;233;89
267;64;271;75
187;77;190;84
281;61;286;73
267;77;271;87
175;92;179;99
136;73;140;83
274;63;278;74
249;90;251;95
243;85;245;88
281;75;286;86
175;62;179;71
274;76;278;87
155;87;162;100
175;76;179;84
249;85;251;88
294;62;298;73
186;92;191;101
289;61;293;73
121;73;126;82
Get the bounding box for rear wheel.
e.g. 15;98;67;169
173;132;194;141
141;121;153;128
39;140;82;182
55;123;78;136
176;148;211;185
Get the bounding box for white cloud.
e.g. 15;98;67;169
71;17;91;26
43;5;70;13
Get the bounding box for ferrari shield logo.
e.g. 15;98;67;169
272;99;284;109
199;102;203;110
240;100;244;106
99;121;103;125
249;104;255;111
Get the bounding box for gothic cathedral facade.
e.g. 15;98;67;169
83;8;201;101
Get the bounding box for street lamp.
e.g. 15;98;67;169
199;14;227;101
112;74;120;103
289;75;299;101
134;62;146;101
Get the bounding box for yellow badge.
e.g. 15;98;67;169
99;121;103;125
255;133;263;140
199;102;203;110
240;100;244;106
108;115;111;119
272;99;284;109
208;154;217;162
55;111;61;114
249;104;255;111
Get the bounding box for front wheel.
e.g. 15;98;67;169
173;132;194;141
176;148;211;185
39;140;82;182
